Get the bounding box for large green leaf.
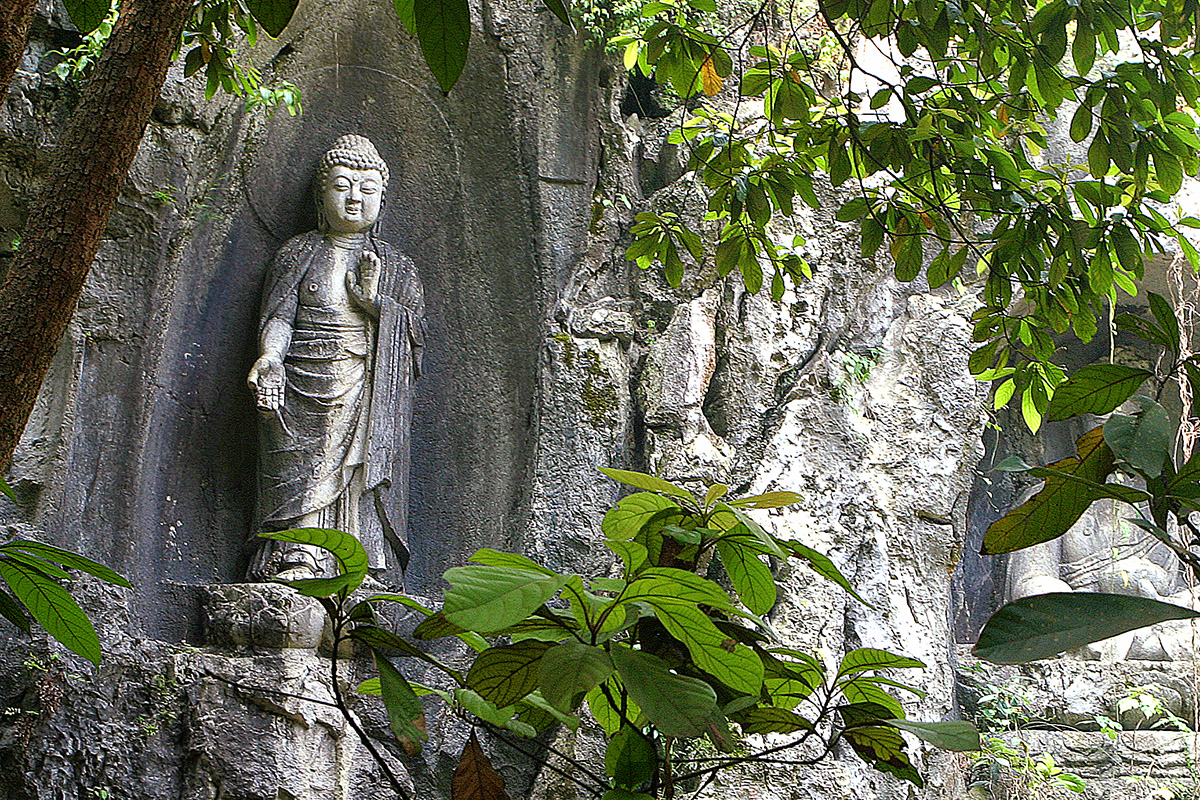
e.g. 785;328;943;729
716;538;776;614
602;492;680;541
1104;396;1174;479
0;588;31;633
973;592;1200;663
884;719;980;752
587;676;643;735
373;652;427;754
841;725;923;788
394;0;416;33
599;468;695;502
777;540;872;606
468;548;558;576
1044;364;1152;421
981;427;1115;555
284;572;359;598
538;640;614;713
258;528;368;585
601;791;655;800
639;597;764;694
610;645;720;738
606;726;656;789
837;648;924;677
466;640;551;708
63;0;110;35
728;491;803;508
350;626;465;682
442;565;567;633
2;540;129;588
414;0;471;93
0;557;100;665
540;0;574;27
739;706;813;734
246;0;300;37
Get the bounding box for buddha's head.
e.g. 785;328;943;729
315;134;390;234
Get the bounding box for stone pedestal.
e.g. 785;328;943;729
202;583;327;649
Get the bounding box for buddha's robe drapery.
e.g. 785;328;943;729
252;231;423;574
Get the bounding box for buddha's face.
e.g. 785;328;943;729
321;165;383;233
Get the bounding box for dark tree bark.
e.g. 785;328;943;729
0;0;193;471
0;0;37;98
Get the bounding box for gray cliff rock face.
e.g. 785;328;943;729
0;2;991;798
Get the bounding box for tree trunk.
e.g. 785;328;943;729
0;0;37;97
0;0;193;472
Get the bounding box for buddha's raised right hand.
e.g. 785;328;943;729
248;355;284;411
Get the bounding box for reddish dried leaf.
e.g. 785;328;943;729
453;731;509;800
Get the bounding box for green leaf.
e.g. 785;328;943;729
539;0;573;27
0;476;16;503
63;0;111;35
715;538;776;614
442;565;568;633
837;648;924;677
1147;292;1181;353
538;640;615;713
1073;20;1096;74
285;572;359;598
886;718;980;752
353;626;467;682
1069;104;1092;143
0;557;100;665
468;548;558;576
599;468;695;503
414;0;471;93
602;492;679;541
1044;364;1153;421
739;706;813;733
602;791;655;800
245;0;300;37
467;640;552;708
610;644;720;738
374;652;427;754
642;597;764;693
3;540;130;588
258;529;368;587
777;540;873;606
1104;397;1174;479
981;427;1115;555
727;490;803;508
453;688;537;738
973;592;1200;663
1088;131;1110;178
842;725;923;788
394;0;416;33
0;587;31;634
606;725;657;789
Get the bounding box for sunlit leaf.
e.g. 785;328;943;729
981;427;1115;555
0;557;100;665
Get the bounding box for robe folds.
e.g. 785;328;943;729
253;230;424;574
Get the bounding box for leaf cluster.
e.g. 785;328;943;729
620;0;1200;429
0;477;131;666
974;299;1200;662
272;469;980;798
